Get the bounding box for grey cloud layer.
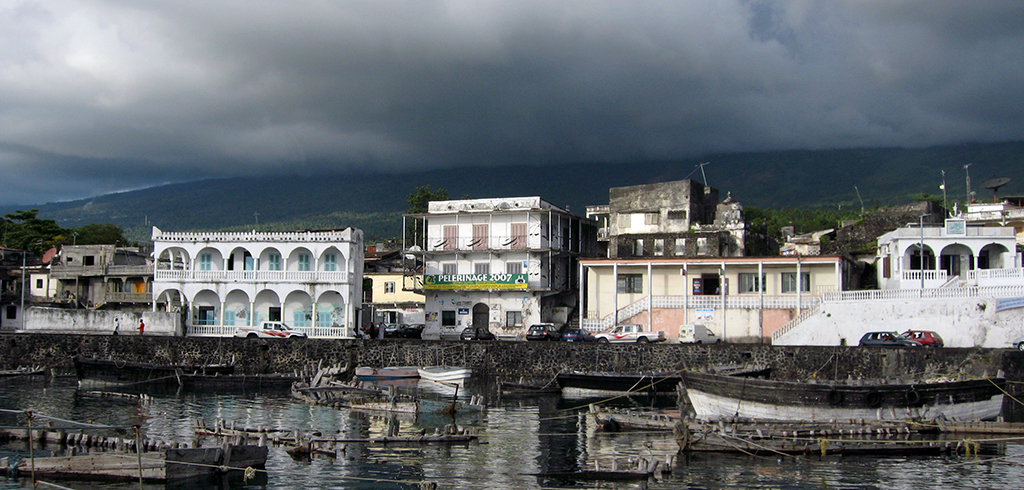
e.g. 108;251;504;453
1;0;1022;205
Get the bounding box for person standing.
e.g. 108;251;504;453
138;318;145;335
113;318;120;335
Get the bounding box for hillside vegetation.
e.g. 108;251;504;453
3;141;1022;245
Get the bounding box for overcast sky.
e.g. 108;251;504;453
2;1;1023;206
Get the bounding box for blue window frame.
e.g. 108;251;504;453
267;254;281;271
199;253;212;271
324;254;337;271
316;306;332;327
297;254;311;271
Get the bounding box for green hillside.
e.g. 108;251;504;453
5;141;1023;244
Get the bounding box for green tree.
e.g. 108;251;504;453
2;209;67;254
407;185;449;214
74;223;128;246
405;185;451;248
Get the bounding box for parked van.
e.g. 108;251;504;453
678;324;720;344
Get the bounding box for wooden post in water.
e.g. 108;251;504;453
26;411;35;490
135;425;143;489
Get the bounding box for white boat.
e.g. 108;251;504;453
417;366;472;383
681;370;1006;423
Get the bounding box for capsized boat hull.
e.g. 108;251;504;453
417;366;472;383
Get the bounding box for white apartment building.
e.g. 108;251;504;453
151;226;363;338
404;197;598;339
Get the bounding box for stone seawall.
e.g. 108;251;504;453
3;334;1020;384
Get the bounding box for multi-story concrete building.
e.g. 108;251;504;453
404;197;598;339
580;255;848;342
49;245;153;309
586;180;763;259
152;227;363;338
363;245;424;326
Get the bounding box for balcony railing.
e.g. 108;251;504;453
185;324;353;339
105;292;152;303
50;264;153;279
155;270;350;283
425;234;575;253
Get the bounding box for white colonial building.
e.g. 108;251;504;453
404;197;598;339
876;218;1022;289
152;226;363;338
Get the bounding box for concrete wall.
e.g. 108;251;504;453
19;307;181;336
775;296;1024;348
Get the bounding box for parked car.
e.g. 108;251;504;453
460;327;496;341
858;331;919;347
234;321;307;339
401;323;424;339
526;323;562;341
1013;335;1024;351
439;327;466;341
561;328;596;342
594;324;667;343
382;323;405;338
902;330;944;347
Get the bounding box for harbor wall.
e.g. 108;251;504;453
2;333;1021;384
775;296;1024;348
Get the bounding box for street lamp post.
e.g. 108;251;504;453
920;214;930;291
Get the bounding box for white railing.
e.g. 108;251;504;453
901;269;948;282
155;270;349;283
583;294;822;331
185;324;353;339
823;285;1024;302
771;303;822;342
968;268;1024;281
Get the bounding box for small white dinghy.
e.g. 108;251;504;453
417;366;472;384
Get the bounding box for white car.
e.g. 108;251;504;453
1013;335;1024;351
234;321;307;339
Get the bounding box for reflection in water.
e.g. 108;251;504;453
2;375;1024;489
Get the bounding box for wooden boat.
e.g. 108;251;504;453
345;396;484;415
588;406;679;431
74;356;298;389
8;444;267;483
417;366;472;383
0;366;45;377
499;381;561;396
558;364;769;395
681;370;1006;422
354;366;420;380
557;371;681;394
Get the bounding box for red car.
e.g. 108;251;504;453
902;330;944;347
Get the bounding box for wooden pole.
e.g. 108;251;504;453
27;411;35;490
134;425;143;489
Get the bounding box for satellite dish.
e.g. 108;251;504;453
981;177;1011;202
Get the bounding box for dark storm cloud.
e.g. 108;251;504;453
1;0;1023;205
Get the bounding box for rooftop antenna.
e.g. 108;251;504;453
963;163;973;203
981;177;1011;203
854;185;865;217
696;162;710;186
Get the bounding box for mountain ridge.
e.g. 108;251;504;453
6;141;1023;244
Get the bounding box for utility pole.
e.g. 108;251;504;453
964;163;973;204
254;211;260;228
940;170;947;217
